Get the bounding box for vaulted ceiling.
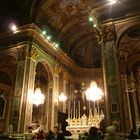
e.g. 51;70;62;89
0;0;140;68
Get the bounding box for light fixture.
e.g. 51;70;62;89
54;43;59;48
47;35;51;40
108;0;117;5
32;66;45;106
85;80;103;101
58;92;67;102
89;16;93;22
42;30;46;35
32;88;45;106
11;24;17;31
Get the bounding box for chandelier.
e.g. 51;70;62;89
58;92;67;102
32;87;45;106
32;65;45;106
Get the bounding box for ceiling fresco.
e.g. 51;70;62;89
35;0;101;68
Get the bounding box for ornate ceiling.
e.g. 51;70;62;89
0;0;140;68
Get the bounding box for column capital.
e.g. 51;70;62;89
54;63;62;75
102;25;116;41
95;25;116;44
120;74;127;80
63;71;70;80
18;45;38;60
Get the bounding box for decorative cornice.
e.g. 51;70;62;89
0;24;102;76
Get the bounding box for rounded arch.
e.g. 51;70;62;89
116;21;140;48
0;55;17;88
36;60;53;84
32;60;54;130
127;53;140;73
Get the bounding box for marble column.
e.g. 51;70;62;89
100;40;111;126
121;74;133;130
62;71;69;113
136;67;140;124
51;63;61;129
98;25;125;130
130;72;139;126
45;82;53;131
11;45;37;133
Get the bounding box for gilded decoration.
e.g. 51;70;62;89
63;71;70;80
54;63;62;75
95;25;116;44
18;45;38;60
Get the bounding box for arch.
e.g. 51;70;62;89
127;53;140;73
116;21;140;48
32;60;54;130
0;55;17;88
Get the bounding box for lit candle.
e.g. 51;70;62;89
71;109;72;119
76;109;77;119
97;100;100;115
68;101;70;118
78;101;80;119
74;101;75;119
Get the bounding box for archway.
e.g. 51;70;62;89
118;23;140;130
32;61;53;131
0;55;17;133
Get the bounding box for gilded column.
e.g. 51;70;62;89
11;45;37;133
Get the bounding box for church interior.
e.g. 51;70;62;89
0;0;140;139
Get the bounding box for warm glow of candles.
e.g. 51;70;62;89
74;101;75;119
71;109;72;119
68;101;70;118
78;101;80;119
76;109;77;119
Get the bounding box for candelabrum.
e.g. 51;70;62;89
66;102;104;129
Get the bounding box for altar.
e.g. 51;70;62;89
66;109;104;135
66;125;90;134
66;81;105;135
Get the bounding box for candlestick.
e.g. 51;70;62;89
70;109;72;119
78;101;80;119
74;101;75;119
97;100;100;116
76;109;77;119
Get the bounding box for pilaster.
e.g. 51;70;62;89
51;63;61;129
11;45;37;133
99;25;125;131
120;74;132;131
